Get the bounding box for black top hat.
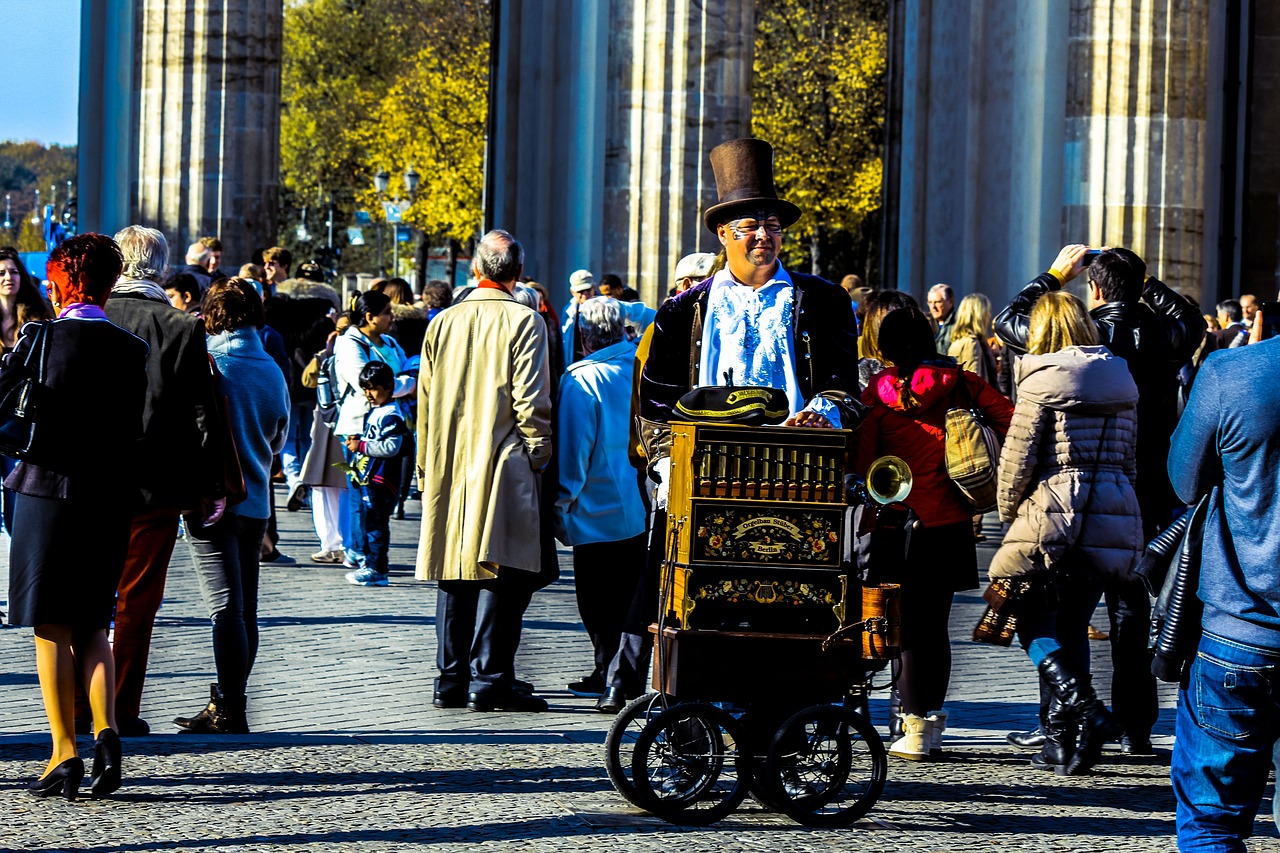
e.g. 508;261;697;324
703;138;802;233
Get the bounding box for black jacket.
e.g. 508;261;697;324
104;292;226;509
640;271;860;426
994;272;1207;531
0;317;148;501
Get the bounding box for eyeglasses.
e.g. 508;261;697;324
727;219;784;238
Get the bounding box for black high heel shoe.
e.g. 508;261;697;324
28;756;84;800
91;729;122;797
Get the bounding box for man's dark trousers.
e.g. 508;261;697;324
435;569;537;701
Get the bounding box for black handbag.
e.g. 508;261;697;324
0;321;50;460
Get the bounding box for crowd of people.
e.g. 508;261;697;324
1;136;1277;850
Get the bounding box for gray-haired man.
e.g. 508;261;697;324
101;225;227;735
416;229;553;713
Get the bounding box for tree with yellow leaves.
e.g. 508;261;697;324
753;0;887;282
281;0;489;277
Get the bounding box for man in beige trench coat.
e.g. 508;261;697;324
416;229;553;712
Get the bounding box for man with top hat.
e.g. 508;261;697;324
637;138;861;483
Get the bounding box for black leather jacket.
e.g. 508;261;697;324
995;271;1207;531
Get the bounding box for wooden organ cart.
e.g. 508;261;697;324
604;422;905;827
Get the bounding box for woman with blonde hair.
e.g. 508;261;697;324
989;290;1142;776
948;293;1000;541
947;293;998;385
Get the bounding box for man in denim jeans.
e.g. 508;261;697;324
1168;334;1280;851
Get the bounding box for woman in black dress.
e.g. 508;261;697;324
3;233;148;799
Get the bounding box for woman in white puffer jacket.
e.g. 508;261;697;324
990;291;1143;777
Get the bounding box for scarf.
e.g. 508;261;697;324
111;278;171;305
59;303;109;320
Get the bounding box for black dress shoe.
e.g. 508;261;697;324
29;757;84;801
117;716;151;737
1120;734;1153;755
90;729;122;798
433;692;467;709
567;674;605;698
1007;725;1047;749
595;686;627;714
467;690;548;713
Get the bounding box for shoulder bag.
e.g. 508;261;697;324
208;356;248;506
944;375;1001;513
0;320;51;459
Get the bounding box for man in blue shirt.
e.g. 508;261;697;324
1168;335;1280;851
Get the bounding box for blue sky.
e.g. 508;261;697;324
0;0;82;146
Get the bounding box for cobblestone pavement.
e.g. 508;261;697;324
0;493;1275;852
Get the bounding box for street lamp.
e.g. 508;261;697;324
296;205;311;243
374;169;390;276
3;194;10;232
30;189;40;226
326;193;335;251
403;165;420;288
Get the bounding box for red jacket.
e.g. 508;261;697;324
855;364;1014;528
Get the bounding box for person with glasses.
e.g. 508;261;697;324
638;138;861;481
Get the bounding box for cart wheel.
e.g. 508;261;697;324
604;692;673;807
629;701;750;825
761;703;887;827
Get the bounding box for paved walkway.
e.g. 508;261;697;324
0;489;1273;852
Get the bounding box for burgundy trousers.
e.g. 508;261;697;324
112;508;182;719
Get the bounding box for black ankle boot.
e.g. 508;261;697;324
1037;652;1121;776
1008;676;1051;748
174;684;250;734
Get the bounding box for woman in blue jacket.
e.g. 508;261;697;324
174;278;289;734
554;298;647;712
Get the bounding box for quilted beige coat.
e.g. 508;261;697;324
989;346;1143;580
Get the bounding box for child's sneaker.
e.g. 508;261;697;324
345;567;389;587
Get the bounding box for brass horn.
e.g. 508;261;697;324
866;455;912;505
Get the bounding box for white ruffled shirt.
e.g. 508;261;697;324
696;265;840;427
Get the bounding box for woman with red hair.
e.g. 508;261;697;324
2;233;148;799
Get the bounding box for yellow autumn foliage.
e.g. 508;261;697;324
282;0;488;248
753;0;887;259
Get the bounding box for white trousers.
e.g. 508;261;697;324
311;485;344;552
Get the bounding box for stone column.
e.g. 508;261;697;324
603;0;755;306
1063;0;1212;299
132;0;282;260
884;0;1070;304
487;0;754;308
79;0;137;241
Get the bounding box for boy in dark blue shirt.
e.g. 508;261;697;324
343;361;410;587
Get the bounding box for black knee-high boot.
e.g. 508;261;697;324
1033;651;1121;775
